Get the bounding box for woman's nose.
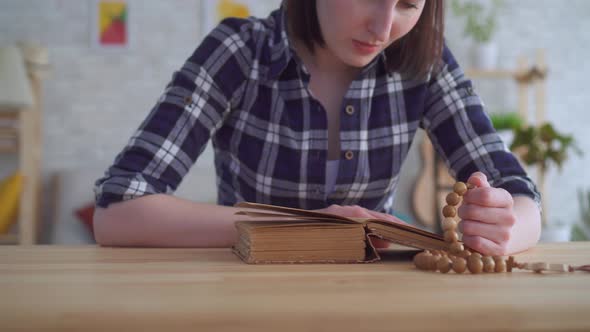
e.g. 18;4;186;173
367;6;396;43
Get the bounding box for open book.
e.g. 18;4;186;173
232;202;456;264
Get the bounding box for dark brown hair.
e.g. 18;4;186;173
284;0;445;80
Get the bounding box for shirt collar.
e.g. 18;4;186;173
268;6;294;80
360;51;389;77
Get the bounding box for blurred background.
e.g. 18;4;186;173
0;0;589;245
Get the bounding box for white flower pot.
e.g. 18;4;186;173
469;42;498;70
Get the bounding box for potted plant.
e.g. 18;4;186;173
510;122;582;241
451;0;504;69
490;112;524;131
490;111;524;147
572;189;590;241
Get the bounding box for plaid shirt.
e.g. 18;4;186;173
94;8;540;213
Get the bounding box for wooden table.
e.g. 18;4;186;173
1;243;589;331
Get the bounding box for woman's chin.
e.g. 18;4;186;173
343;55;379;69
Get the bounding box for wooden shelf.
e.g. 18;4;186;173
0;234;18;245
0;127;19;152
465;69;516;79
0;111;18;120
0;146;18;153
0;127;18;138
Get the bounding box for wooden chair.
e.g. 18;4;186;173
0;44;47;245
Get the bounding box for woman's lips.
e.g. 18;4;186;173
352;40;380;55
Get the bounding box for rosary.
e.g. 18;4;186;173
413;181;590;274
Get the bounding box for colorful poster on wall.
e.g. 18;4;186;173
200;0;281;37
91;0;132;50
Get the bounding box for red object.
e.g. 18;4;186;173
75;203;95;234
100;19;127;45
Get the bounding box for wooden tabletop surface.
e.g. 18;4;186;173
1;243;589;331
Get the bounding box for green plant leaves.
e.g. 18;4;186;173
490;112;523;130
451;0;503;43
509;122;582;171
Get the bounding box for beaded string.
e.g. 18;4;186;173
413;181;590;274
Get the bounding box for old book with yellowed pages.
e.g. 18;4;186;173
232;202;455;264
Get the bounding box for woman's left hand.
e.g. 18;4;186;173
457;172;516;256
313;204;405;249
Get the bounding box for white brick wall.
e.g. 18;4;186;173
1;0;589;227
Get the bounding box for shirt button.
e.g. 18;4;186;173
344;150;354;160
184;95;193;105
345;105;355;115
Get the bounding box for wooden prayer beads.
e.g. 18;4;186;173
436;256;453;273
442;205;456;218
443;181;471;258
467;253;484;274
494;256;507;273
451;257;467;273
412;181;511;274
413;181;589;275
482;256;496;273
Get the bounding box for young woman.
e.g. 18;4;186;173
93;0;541;255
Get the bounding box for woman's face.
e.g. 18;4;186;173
316;0;425;68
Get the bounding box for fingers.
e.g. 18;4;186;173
349;205;374;219
369;237;391;249
459;220;512;244
457;203;516;225
325;205;378;220
467;172;490;188
462;187;514;208
462;234;508;256
322;205;407;225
